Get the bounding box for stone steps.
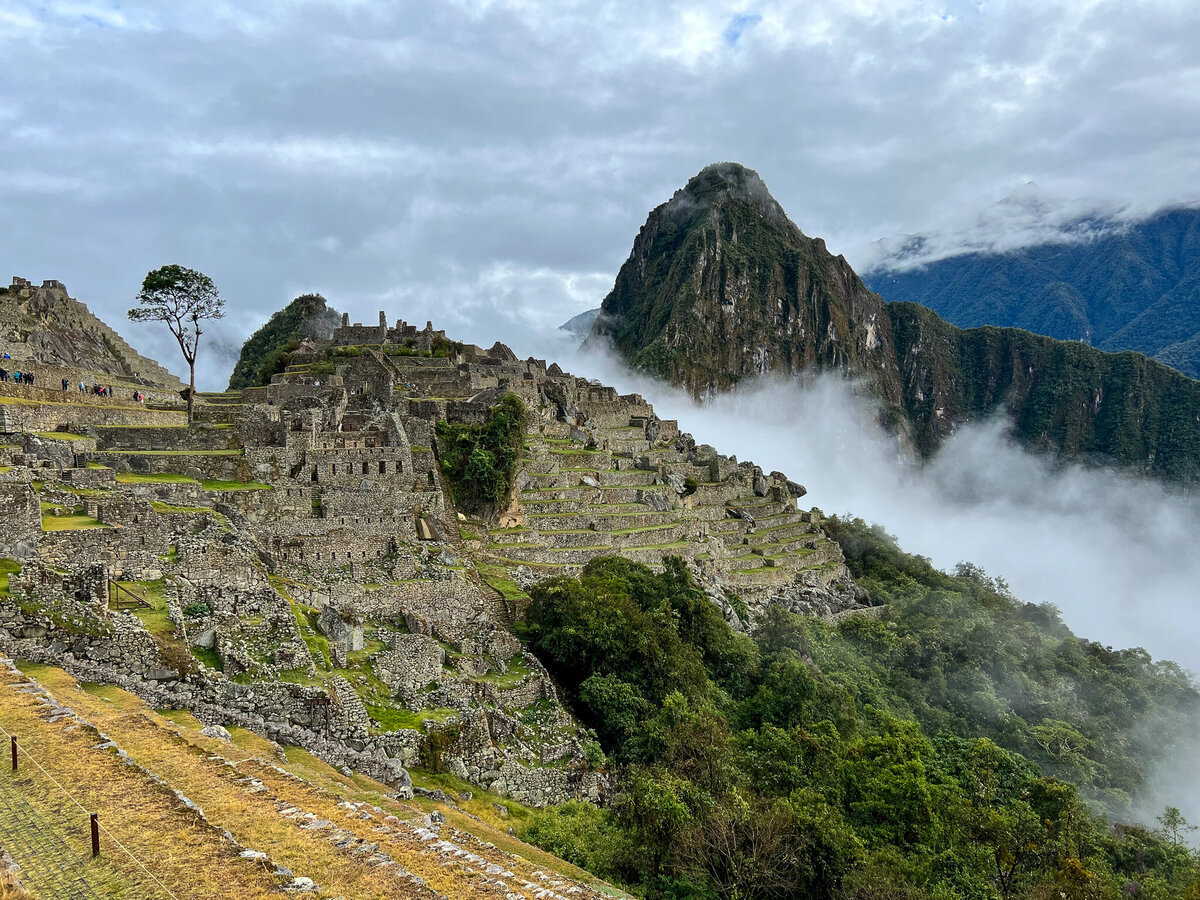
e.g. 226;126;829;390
526;529;615;549
495;545;615;565
724;542;842;580
521;485;667;506
658;460;715;479
743;520;816;546
389;358;456;371
593;469;662;487
603;437;651;454
197;391;245;405
745;532;822;555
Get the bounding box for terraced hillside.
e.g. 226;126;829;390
1;308;866;866
0;655;621;899
496;423;847;600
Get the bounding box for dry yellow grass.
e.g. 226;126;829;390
0;666;279;899
11;662;624;899
0;877;33;900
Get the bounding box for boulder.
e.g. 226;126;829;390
637;490;671;512
727;506;756;527
200;724;233;742
415;516;446;541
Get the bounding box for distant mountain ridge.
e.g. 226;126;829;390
587;163;1200;482
864;206;1200;378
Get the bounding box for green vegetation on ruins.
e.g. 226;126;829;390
517;551;1200;899
436;393;527;512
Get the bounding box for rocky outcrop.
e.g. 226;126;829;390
588;162;901;406
1;277;184;388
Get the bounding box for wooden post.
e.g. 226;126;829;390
10;736;16;772
90;813;99;857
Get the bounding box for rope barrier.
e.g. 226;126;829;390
0;719;185;900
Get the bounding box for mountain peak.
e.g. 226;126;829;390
589;164;888;402
664;162;792;229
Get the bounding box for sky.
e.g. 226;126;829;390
2;0;1200;387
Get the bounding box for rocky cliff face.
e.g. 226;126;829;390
0;277;184;388
590;164;1200;481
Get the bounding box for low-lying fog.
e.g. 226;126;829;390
531;333;1200;827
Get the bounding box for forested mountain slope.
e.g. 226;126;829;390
865;207;1200;378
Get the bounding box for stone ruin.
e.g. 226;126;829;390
0;293;867;806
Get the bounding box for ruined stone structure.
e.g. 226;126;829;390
0;284;866;805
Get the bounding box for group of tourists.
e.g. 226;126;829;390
0;369;34;385
1;361;143;403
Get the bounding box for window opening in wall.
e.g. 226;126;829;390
311;468;318;483
396;460;402;473
363;461;369;474
379;461;386;474
332;464;337;475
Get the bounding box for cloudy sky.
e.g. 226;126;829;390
3;0;1199;387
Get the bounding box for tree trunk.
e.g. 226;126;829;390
187;361;196;425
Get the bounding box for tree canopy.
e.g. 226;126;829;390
517;537;1200;899
129;264;225;422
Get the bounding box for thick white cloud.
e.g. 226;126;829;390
1;0;1198;386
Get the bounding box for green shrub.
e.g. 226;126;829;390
435;394;526;513
183;602;211;618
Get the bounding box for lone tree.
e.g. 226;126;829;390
129;264;225;424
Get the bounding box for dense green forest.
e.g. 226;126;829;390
226;292;342;389
887;303;1200;479
515;524;1200;899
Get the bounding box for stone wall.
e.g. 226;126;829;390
0;483;41;561
85;449;251;481
90;425;240;452
0;397;185;433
